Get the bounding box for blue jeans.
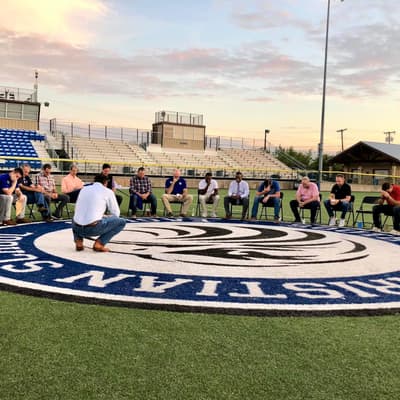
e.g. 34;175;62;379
72;216;126;245
251;195;280;218
324;199;349;220
129;193;157;215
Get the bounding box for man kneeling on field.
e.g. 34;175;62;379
72;174;126;252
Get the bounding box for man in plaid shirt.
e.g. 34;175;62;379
129;167;157;218
36;163;70;219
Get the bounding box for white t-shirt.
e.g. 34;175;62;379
198;179;218;196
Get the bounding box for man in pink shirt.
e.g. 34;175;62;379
290;176;320;224
62;164;84;203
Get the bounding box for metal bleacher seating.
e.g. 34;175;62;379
0;128;45;169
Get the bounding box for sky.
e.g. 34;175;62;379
1;0;399;153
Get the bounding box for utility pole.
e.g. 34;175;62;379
384;131;396;144
337;128;347;152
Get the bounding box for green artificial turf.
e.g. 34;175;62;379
1;185;395;399
1;292;400;400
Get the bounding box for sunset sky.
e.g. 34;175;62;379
1;0;399;153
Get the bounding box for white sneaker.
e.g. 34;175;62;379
338;219;345;228
371;227;382;233
329;217;336;226
202;213;207;218
211;213;217;218
389;229;400;235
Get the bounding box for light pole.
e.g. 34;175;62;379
337;128;347;152
317;0;343;188
264;129;270;152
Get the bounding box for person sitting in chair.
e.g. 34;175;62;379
161;169;193;217
101;163;123;206
129;167;157;218
324;174;352;227
0;168;31;225
290;176;320;224
36;163;69;219
224;171;249;220
61;164;84;203
372;182;400;234
198;172;219;218
18;163;52;222
250;176;281;222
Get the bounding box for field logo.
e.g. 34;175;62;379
1;218;400;315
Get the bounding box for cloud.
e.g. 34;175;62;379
1;1;399;104
0;0;108;45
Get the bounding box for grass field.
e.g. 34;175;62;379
1;186;398;399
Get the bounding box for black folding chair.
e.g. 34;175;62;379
332;194;355;226
163;200;183;216
195;190;216;217
300;194;322;224
353;196;389;229
228;196;250;219
128;195;151;217
259;192;284;221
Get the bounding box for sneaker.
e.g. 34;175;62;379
329;217;337;226
274;217;280;224
211;213;217;218
130;215;137;220
151;214;157;218
202;214;207;218
16;217;32;224
224;214;232;220
37;205;48;213
338;219;345;228
389;229;400;235
51;214;61;220
179;213;187;217
371;227;382;233
167;212;174;217
43;217;54;222
2;219;16;226
250;217;257;221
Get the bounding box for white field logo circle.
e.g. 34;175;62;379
1;219;400;315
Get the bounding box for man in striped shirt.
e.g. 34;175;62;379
36;163;69;219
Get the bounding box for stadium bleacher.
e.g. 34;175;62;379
0;128;45;169
62;134;292;178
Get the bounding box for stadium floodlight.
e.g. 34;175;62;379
264;129;270;152
317;0;344;188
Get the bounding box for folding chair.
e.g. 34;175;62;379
49;198;71;219
228;196;250;219
128;195;151;217
259;192;284;221
353;196;389;229
163;200;183;216
26;200;37;220
300;194;322;224
195;190;216;217
332;195;355;226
